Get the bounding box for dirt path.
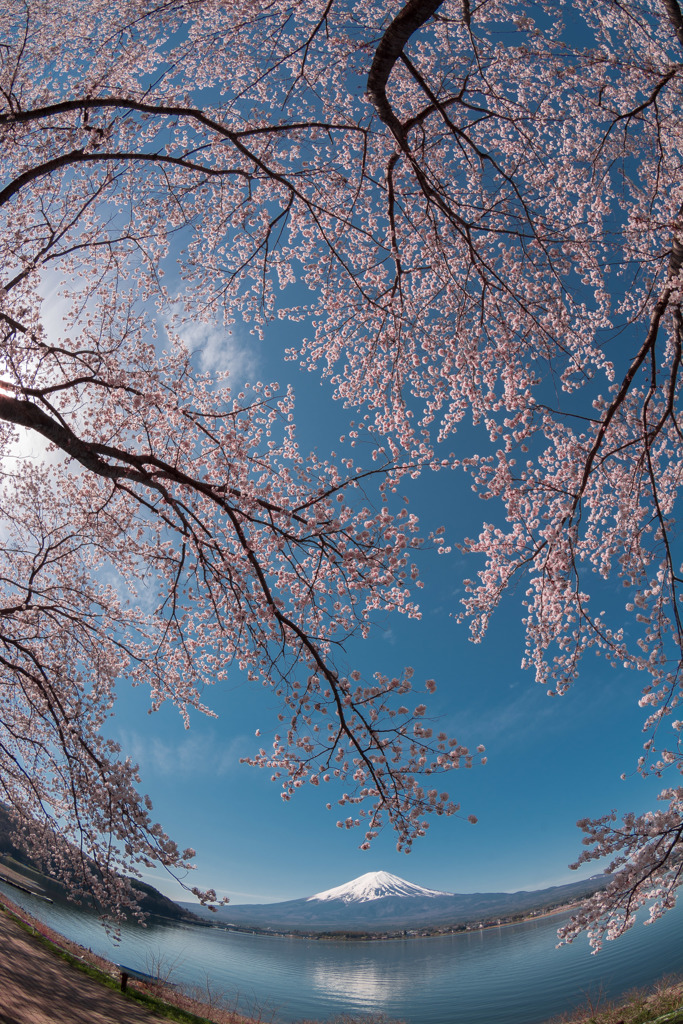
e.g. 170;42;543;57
0;908;169;1024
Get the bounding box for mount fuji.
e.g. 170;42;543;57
307;870;452;903
181;870;607;935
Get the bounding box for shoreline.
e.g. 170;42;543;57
196;899;583;943
0;889;262;1024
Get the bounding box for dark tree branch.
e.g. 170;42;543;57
366;0;444;143
661;0;683;50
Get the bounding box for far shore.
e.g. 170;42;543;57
188;898;585;942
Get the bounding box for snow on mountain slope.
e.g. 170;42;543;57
307;870;453;903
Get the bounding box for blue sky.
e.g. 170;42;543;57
106;313;672;909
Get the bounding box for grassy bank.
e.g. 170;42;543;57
0;891;281;1024
546;976;683;1024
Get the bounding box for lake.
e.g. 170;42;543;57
1;880;682;1024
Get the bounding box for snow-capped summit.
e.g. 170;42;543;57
307;870;453;903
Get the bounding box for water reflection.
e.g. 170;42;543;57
1;881;682;1024
310;958;411;1002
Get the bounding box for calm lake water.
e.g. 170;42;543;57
2;880;682;1024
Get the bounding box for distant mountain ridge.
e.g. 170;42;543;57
182;869;607;935
0;803;196;924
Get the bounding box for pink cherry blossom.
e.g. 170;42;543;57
0;0;682;942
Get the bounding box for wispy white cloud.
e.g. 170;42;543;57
433;683;559;752
174;318;260;384
125;730;253;778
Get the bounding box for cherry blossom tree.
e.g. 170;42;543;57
0;0;682;942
